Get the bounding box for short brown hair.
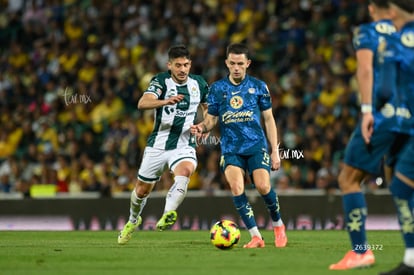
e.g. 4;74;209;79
370;0;389;8
389;0;414;13
168;45;190;60
226;43;250;59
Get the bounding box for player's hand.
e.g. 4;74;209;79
361;112;374;144
165;94;184;105
190;124;204;137
270;151;281;171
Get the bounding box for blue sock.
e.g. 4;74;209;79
261;189;281;222
233;193;256;229
342;192;367;254
390;176;414;248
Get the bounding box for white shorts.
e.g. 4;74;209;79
137;146;197;183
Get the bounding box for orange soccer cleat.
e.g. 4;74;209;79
274;225;288;247
329;250;375;270
243;236;265;248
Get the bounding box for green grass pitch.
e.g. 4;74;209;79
0;230;404;275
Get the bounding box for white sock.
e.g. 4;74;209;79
272;219;284;227
248;226;262;239
164;176;189;213
404;248;414;267
129;190;147;223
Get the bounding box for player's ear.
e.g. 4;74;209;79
246;59;251;68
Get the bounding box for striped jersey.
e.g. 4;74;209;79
207;74;272;155
144;71;209;150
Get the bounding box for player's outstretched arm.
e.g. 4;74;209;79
137;93;184;110
190;113;218;137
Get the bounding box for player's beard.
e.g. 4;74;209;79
173;73;188;84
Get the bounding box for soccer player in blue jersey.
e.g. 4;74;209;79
118;45;209;244
378;1;414;274
191;43;287;248
330;0;406;270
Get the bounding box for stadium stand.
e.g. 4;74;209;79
0;0;383;197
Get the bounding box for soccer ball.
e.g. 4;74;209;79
210;220;241;250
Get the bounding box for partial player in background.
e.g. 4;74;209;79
118;45;209;245
378;1;414;274
330;0;408;270
191;43;287;248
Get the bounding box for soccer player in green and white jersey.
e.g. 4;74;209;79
118;45;209;244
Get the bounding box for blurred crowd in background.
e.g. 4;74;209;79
0;0;384;197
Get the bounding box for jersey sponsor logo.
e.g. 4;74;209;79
230;96;243;109
380;103;394;118
396;108;412;119
222;110;254;124
177;100;189;109
164;106;175;115
401;32;414;47
175;110;194;117
164;107;193;118
380;103;412;119
375;22;396;35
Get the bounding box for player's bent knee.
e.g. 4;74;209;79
173;161;196;177
253;182;270;194
136;182;154;198
228;182;245;195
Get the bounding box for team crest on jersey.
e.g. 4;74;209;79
230;96;243;109
401;32;414;47
190;86;199;97
248;88;255;94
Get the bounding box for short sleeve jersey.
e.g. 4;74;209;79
144;72;209;150
352;20;396;112
383;21;414;135
208;74;272;155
